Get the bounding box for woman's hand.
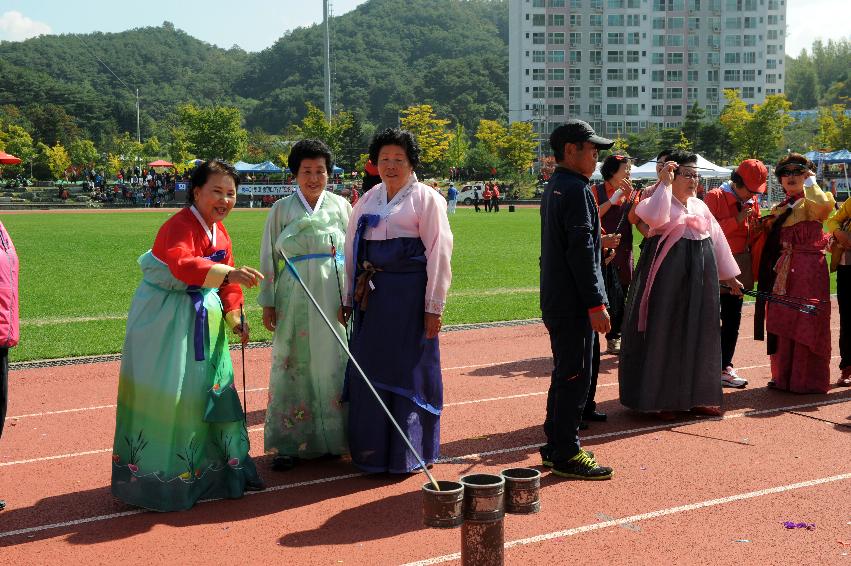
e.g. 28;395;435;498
601;233;621;249
722;278;744;297
233;320;250;345
618;178;634;203
338;305;352;325
228;266;264;288
659;161;677;186
262;306;277;331
424;312;442;339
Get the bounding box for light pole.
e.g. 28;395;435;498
323;0;332;121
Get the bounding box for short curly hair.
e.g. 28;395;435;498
600;154;631;181
368;128;421;169
187;159;240;204
288;139;333;176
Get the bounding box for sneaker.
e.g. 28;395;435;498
541;447;594;468
837;367;851;387
551;451;613;480
0;499;5;511
606;337;621;355
721;366;748;388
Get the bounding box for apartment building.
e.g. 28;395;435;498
508;0;787;141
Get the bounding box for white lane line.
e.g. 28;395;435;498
1;396;849;539
5;358;553;421
0;471;364;540
3;393;847;469
401;472;851;566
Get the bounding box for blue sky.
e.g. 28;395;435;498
0;0;847;55
0;0;367;52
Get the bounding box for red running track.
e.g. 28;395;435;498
1;304;850;565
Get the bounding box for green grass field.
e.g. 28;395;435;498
5;206;838;362
4;207;545;361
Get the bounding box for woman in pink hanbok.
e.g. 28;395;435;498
619;150;742;416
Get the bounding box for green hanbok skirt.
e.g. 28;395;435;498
111;252;261;512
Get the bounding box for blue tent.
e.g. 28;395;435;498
804;150;851;164
253;160;283;174
332;165;344;175
233;160;259;173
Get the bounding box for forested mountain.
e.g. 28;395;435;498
239;0;508;132
0;0;507;146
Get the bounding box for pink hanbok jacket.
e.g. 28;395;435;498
0;220;19;347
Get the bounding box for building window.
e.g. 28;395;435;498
608;50;624;63
667;17;684;29
569;50;582;63
688;17;700;30
626;86;639;97
548;14;565;26
547;68;565;81
607;86;624;97
652;17;665;30
723;69;741;81
570;14;583;26
651;105;664;117
626;104;639;115
725;35;741;47
651;70;664;81
627;32;640;45
688;52;700;65
627;68;639;80
547;86;565;98
687;70;699;81
532;87;545;99
627;50;640;63
532;0;545;6
532;14;546;26
532;33;545;45
608;14;625;26
590;86;602;99
744;34;757;46
666;87;683;99
668;35;683;47
549;104;565;116
590;32;602;46
742;87;755;98
665;105;683;116
569;32;582;46
568;68;582;80
667;52;684;65
651;87;664;100
590;50;602;64
607;68;625;80
607;104;624;115
707;69;719;81
590;68;603;81
532;50;546;63
608;33;625;45
548;32;565;45
532;68;546;81
547;50;565;62
589;14;603;27
744;52;756;64
652;52;664;64
627;14;640;26
725;53;741;64
568;86;582;98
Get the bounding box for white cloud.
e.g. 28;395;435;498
0;10;52;42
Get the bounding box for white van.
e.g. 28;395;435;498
457;183;486;205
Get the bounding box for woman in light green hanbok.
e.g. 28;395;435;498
259;139;352;470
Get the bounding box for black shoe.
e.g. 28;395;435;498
244;477;266;492
271;455;298;471
550;451;613;480
541;447;594;468
0;500;5;510
579;421;589;430
583;410;607;422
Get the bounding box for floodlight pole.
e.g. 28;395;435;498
323;0;332;122
136;88;141;144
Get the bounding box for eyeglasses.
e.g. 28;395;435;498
675;171;700;180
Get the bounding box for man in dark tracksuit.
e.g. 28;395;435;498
540;119;614;480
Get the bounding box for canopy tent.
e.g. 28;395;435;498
630;154;731;179
805;150;851;164
332;165;344;175
148;159;174;168
233;160;258;173
234;160;284;174
0;151;22;165
252;160;283;174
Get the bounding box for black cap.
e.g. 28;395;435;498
552;119;614;149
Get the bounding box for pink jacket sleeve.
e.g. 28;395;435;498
418;190;454;314
634;181;673;230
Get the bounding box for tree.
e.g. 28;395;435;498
178;104;248;161
68;139;99;168
289;102;355;166
624;126;661;162
142;136;162;162
786;52;820;109
167;127;194;172
674;131;693;151
502;121;538;174
400;104;451;174
444;124;470;172
111;132;143;172
681;103;705;150
38;142;71;180
474;119;507;157
817;104;851;150
720;90;792;160
0;123;36;175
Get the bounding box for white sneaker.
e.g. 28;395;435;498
606;337;621;354
721;366;748;388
